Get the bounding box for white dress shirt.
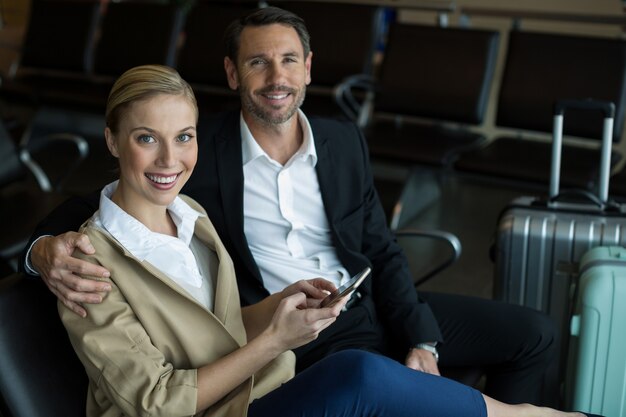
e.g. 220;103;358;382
241;111;350;294
93;181;217;311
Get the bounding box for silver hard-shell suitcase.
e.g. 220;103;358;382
494;100;626;393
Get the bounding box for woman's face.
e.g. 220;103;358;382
105;93;198;211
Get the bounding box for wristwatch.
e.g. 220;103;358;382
414;343;439;363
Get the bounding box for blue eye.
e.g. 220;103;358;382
177;133;193;142
138;135;155;144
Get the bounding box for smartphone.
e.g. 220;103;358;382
320;266;371;308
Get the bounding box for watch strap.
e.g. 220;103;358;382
414;343;439;362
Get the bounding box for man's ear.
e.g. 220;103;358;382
224;56;239;91
104;127;119;158
305;51;313;86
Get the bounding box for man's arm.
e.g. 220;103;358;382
20;190;111;317
351;125;443;357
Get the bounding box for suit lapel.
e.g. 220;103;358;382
312;120;341;226
210;115;344;298
214;113;265;285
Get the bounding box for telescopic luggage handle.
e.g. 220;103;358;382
550;99;615;204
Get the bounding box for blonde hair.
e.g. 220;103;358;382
106;65;198;134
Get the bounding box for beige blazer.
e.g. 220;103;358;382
59;196;295;417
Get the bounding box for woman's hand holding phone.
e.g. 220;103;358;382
320;267;371;308
264;269;371;351
280;278;337;308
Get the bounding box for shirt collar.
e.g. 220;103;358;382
94;180;204;261
240;109;318;167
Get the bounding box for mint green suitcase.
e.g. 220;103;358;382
566;246;626;415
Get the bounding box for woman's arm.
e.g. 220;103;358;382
62;265;344;416
196;291;344;412
60;275;199;416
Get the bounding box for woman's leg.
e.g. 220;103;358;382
248;349;487;417
249;349;592;417
483;398;590;417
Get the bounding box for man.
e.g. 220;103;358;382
24;7;556;404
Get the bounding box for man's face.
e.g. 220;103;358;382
225;23;312;126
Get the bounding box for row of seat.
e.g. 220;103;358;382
343;22;626;197
0;0;387;267
7;1;626;195
5;1;626;263
1;0;384;119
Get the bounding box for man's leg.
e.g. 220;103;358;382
420;291;558;406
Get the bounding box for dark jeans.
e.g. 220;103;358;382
294;291;558;406
249;350;487;417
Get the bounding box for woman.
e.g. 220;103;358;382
59;64;601;417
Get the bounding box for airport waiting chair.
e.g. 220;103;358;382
0;119;87;266
383;169;460;283
0;274;87;417
454;30;626;189
29;1;185;111
93;2;184;78
176;1;258;115
271;1;384;119
339;22;499;167
0;0;100;106
0;258;13;281
18;0;99;74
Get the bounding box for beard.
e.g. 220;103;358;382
240;84;306;126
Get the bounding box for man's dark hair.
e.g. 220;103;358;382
224;6;311;62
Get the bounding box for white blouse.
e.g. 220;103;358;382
93;181;217;311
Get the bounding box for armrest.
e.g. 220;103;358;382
395;228;462;287
20;132;89;192
334;73;376;126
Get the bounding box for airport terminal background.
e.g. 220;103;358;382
0;0;626;412
2;0;625;293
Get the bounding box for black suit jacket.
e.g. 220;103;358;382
24;110;442;360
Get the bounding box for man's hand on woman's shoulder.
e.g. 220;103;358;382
31;232;111;318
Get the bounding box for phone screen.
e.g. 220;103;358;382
320;266;371;308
